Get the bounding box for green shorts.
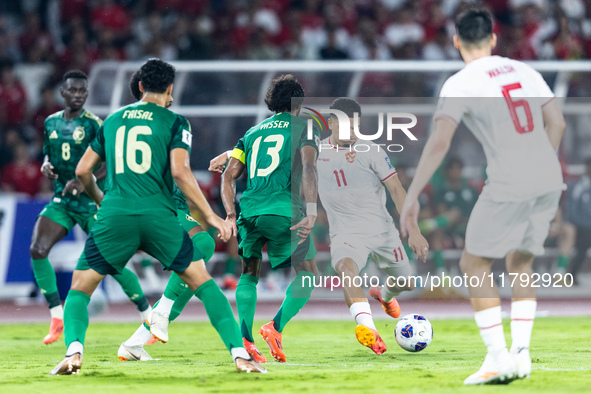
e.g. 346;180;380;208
39;200;97;234
237;214;316;270
77;211;193;276
176;209;200;233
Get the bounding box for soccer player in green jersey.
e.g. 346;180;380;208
49;59;266;375
117;70;230;360
222;74;319;363
30;70;150;345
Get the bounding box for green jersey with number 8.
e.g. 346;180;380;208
43;109;103;212
90;101;192;215
230;112;319;219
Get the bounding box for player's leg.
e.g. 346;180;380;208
369;233;414;318
111;268;151;320
50;267;106;375
507;191;561;380
222;236;240;290
505;250;535;379
555;222;575;275
30;207;72;344
51;214;142;375
140;215;265;373
131;226;215;348
76;210;151;320
233;216;268;362
460;250;515;385
257;214;317;362
333;253;387;355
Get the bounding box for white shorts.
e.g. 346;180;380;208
330;231;412;277
465;191;561;259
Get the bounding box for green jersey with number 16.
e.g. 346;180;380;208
90;101;192;215
230;112;319;219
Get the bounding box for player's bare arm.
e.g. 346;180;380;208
208;150;232;173
220;157;245;236
75;147;104;205
63;162;107;198
170;147;231;241
290;145;318;244
384;175;429;262
542;99;566;151
400;118;456;237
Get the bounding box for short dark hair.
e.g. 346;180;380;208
129;69;142;100
329;97;361;118
62;70;87;83
265;74;304;113
139;58;175;94
455;9;493;45
445;156;463;171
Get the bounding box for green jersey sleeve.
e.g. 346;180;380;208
90;126;106;160
43;119;50;158
299;124;320;152
170;115;192;153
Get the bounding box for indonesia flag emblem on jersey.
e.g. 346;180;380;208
346;152;356;163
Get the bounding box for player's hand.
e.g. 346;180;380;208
226;214;237;238
62;179;85;198
210;215;232;242
400;198;420;238
208;152;229;173
408;230;429;263
290;215;316;245
41;162;58;180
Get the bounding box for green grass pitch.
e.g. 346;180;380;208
1;317;589;393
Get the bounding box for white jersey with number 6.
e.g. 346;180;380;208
434;55;564;202
317;138;398;238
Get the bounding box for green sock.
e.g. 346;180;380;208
272;270;315;333
236;274;258;342
195;279;242;352
64;289;90;347
403;244;413;261
163;273;193;321
225;257;238;276
31;257;61;308
434;250;445;272
112;268;149;311
557;254;569;269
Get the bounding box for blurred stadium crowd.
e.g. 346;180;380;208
0;0;590;287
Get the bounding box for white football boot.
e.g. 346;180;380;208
511;347;532;379
464;348;517;385
118;342;154;361
147;309;170;343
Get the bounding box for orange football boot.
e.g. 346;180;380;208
145;336;157;345
43;317;64;344
355;324;387;355
243;338;268;363
259;321;286;362
369;286;401;318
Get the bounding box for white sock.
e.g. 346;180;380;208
350;302;376;330
139;305;151;321
50;305;63;320
66;341;83;357
510;300;536;353
153;296;174;316
125;324;153;347
381;286;400;303
474;306;507;354
231;347;251;361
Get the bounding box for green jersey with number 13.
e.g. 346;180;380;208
90;101;192;215
231;112;319;219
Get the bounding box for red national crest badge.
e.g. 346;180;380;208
345;152;356;163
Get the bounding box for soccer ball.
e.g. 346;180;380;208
394;314;433;352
